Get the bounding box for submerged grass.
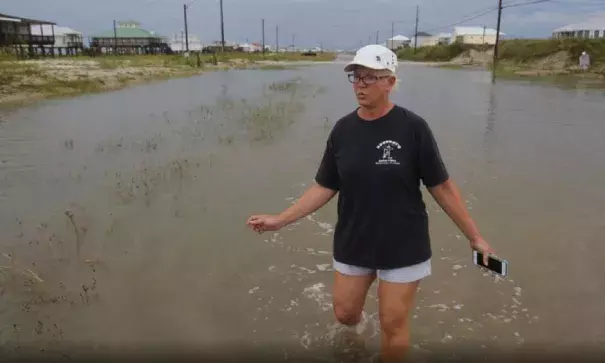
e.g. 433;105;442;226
0;72;326;346
0;52;335;110
175;77;314;145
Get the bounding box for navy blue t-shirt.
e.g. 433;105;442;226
315;105;449;269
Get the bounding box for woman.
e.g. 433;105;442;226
246;44;495;362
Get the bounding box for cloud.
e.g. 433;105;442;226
2;0;603;48
506;11;584;26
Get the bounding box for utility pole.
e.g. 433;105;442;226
276;25;279;52
375;30;379;44
482;25;486;45
220;0;225;52
113;20;118;55
183;4;189;52
391;21;394;51
493;0;503;83
261;18;265;54
414;5;419;53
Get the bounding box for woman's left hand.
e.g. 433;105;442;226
469;237;496;265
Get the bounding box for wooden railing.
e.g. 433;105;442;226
0;33;55;45
90;37;166;48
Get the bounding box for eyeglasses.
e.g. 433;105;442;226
348;73;390;85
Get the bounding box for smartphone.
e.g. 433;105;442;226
473;250;508;277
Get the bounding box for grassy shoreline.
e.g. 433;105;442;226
0;52;336;110
397;39;605;86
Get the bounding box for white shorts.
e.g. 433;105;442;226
333;258;431;283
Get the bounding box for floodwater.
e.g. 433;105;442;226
1;59;605;361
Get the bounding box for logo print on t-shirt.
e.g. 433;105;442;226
376;140;401;165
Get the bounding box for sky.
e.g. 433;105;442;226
3;0;605;49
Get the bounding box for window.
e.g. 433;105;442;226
596;30;600;38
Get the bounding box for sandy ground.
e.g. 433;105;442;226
441;49;605;80
0;58;201;109
0;57;298;109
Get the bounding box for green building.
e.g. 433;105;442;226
89;20;169;54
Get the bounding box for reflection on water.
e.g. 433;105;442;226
1;63;605;361
483;84;497;166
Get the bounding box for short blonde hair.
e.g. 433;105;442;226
375;69;400;92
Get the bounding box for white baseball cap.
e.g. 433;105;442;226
344;44;398;73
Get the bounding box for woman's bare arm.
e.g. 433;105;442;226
428;178;495;263
278;183;338;226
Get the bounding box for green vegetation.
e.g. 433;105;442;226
397;38;605;65
247;51;337;62
397;39;605;83
0;61;43;85
0;57;203;109
498;38;605;64
0;51;336;109
494;39;605;84
0;52;18;62
96;52;336;69
397;43;489;62
97;54;204;69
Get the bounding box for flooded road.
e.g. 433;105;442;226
1;61;605;361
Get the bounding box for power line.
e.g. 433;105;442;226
420;7;499;33
549;0;605;4
419;0;555;34
493;0;551;81
503;0;552;9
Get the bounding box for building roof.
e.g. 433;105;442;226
0;12;56;25
389;34;411;41
416;31;432;37
553;17;605;32
31;25;82;36
91;27;163;39
0;16;20;22
118;20;141;27
453;26;504;36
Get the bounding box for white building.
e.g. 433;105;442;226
387;34;411;50
169;32;203;52
553;17;605;39
412;32;433;48
423;32;453;46
452;26;504;45
30;24;83;48
238;42;264;52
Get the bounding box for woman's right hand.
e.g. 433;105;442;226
246;214;286;234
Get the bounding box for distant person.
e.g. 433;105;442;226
580;51;590;71
246;44;495;362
